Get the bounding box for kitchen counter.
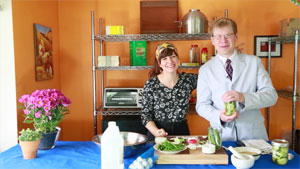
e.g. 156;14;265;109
0;141;299;169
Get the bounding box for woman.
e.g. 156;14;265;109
141;42;198;141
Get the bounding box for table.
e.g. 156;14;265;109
0;141;299;169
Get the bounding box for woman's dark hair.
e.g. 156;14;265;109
148;48;178;78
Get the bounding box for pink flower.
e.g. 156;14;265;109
35;111;42;118
23;109;30;115
18;89;71;133
18;95;29;103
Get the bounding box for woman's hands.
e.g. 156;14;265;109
156;128;168;137
146;121;168;137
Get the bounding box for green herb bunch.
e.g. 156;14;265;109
157;139;185;151
18;128;43;141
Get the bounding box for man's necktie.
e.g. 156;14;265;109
226;59;233;80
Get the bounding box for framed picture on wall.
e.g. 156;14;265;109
254;35;282;58
33;23;54;81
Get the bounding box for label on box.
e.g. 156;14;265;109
130;41;147;66
106;26;124;35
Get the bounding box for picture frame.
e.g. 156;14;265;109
33;23;54;81
254;35;282;58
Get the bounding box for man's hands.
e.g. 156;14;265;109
220;109;239;122
220;90;244;122
222;90;245;103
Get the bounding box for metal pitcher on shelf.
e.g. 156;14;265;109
178;9;208;34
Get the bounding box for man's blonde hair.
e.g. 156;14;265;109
211;18;238;35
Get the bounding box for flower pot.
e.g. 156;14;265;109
39;127;61;150
19;140;40;159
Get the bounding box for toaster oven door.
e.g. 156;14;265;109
104;89;140;108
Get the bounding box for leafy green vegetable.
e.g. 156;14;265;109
157;140;185;151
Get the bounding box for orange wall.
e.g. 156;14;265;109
12;1;61;133
12;0;300;142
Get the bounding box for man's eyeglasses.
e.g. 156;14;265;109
212;33;235;40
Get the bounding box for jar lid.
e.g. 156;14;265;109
272;139;289;147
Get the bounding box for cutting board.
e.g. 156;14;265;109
155;136;228;165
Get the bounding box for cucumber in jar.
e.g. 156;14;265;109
208;127;222;150
224;101;236;116
272;140;289;165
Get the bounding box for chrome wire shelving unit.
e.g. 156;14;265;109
96;103;196;116
91;11;210;134
96;108;142;116
94;33;211;42
268;30;299;150
94;33;210;42
95;65;200;70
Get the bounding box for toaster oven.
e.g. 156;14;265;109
104;88;143;108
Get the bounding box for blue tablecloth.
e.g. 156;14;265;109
0;141;299;169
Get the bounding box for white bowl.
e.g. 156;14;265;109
234;146;261;160
231;154;255;169
92;132;147;158
202;143;216;154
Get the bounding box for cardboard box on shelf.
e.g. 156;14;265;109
97;56;119;66
181;63;200;66
130;41;147;66
106;26;124;35
280;18;300;37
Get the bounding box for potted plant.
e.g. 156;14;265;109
19;89;71;150
19;128;43;159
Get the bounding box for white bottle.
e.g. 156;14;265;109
101;121;124;169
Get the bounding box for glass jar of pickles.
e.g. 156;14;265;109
208;127;222;150
271;139;289;165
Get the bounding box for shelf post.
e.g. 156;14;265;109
91;11;98;135
291;30;299;150
266;37;272;135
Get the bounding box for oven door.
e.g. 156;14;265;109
104;88;142;108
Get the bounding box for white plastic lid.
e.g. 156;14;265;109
108;121;116;127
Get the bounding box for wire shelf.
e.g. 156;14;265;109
277;90;300;101
271;36;300;43
97;108;142;115
95;65;200;70
94;33;211;42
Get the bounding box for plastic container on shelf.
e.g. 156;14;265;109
201;47;208;64
101;121;124;169
189;44;200;63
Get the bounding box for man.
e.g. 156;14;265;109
196;18;278;141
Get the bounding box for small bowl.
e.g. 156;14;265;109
234;147;261;160
92;131;147;158
202;143;216;154
231;154;255;169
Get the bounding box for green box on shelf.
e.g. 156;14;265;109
130;41;147;66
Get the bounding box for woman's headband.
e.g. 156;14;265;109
155;42;177;60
